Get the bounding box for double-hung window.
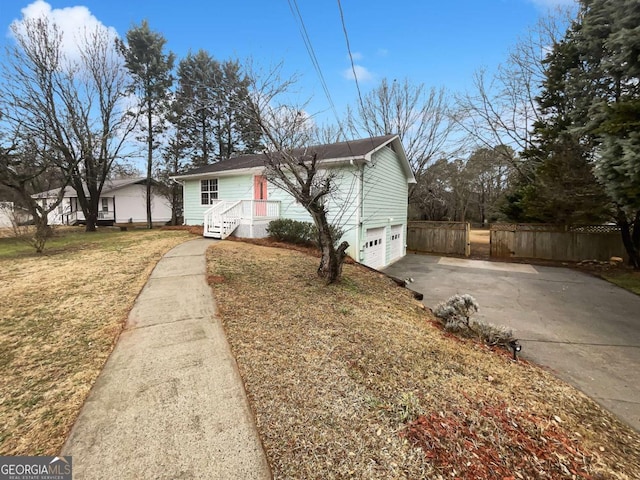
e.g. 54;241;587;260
201;179;218;205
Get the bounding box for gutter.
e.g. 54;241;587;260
170;157;369;182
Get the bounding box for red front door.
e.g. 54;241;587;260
254;175;268;216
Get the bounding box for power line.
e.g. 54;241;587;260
336;0;376;149
287;0;379;160
286;0;342;130
337;0;366;117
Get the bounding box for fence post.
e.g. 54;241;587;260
465;222;471;257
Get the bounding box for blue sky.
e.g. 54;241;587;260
0;0;576;126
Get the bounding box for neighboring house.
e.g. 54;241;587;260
172;135;415;269
0;202;13;228
0;202;32;228
32;178;172;226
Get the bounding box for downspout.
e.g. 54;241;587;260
357;161;365;262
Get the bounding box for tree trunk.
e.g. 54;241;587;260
310;207;348;284
85;211;97;232
171;184;179;225
631;209;640;254
146;107;153;230
83;191;99;232
30;208;51;253
617;208;640;269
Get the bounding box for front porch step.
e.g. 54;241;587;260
204;224;222;239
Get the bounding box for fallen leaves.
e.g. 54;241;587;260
403;398;593;479
207;240;640;480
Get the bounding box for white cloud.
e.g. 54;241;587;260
349;51;363;61
343;64;373;82
377;48;389;57
9;0;118;60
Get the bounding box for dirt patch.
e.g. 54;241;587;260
161;224;204;236
0;229;192;455
470;228;491;259
207;241;640;479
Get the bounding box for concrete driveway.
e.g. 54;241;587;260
384;253;640;432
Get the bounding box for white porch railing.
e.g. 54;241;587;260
241;200;280;219
63;210;114;224
219;200;242;239
203;200;280;239
98;211;115;220
203;201;230;238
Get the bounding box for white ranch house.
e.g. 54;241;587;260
0;202;14;228
173;135;415;269
33;178;172;226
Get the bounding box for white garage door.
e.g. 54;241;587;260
364;227;386;269
390;224;404;262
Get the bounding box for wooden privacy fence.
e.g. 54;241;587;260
407;221;470;256
490;224;626;262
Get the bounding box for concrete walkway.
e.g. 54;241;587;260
385;254;640;432
62;239;271;479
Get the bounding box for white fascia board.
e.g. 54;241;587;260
321;156;367;167
171;166;266;181
366;135;416;184
367;135;397;157
170;159;366;181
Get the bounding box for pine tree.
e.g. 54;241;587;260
570;0;640;267
516;29;611;225
119;21;175;229
174;50;218;167
175;53;262;168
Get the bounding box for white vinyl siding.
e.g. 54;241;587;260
361;145;409;266
111;184;171;223
183;175;254;225
0;202;14;228
180;142;410;269
266;182;311;223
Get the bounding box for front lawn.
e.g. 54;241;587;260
603;270;640;295
207;241;640;479
0;228;192;455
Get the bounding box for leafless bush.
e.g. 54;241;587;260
434;294;515;347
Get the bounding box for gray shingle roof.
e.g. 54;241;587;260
33;177;152;198
178;135;398;176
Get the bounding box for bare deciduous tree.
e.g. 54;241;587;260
347;78;456;200
245;66;349;283
454;7;575;179
0;133;65;252
0;16;136;233
69;25;138;231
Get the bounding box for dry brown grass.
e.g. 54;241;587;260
0;229;192;455
470;228;491;258
207;241;640;480
469;229;490;244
